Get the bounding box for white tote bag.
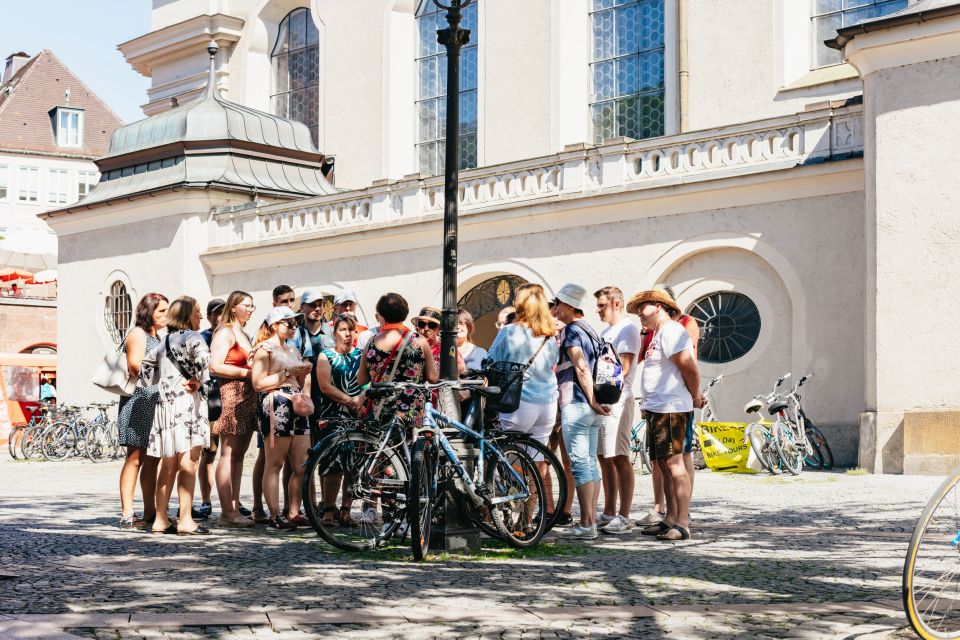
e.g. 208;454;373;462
92;342;136;396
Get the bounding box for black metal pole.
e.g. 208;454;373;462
436;0;471;382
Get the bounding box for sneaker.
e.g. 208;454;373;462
557;523;598;540
359;508;383;527
596;512;616;526
267;515;297;531
191;505;210;521
553;513;574;528
601;515;635;535
288;513;310;526
636;510;665;526
238;503;252;518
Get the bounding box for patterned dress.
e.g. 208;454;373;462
315;347;363;419
139;330;211;458
117;332;161;449
365;332;426;426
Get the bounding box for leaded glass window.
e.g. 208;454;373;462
686;292;761;364
104;281;133;346
590;0;665;144
271;8;320;145
416;1;478;176
811;0;906;68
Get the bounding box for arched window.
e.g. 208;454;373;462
686;291;761;364
590;0;665;144
104;281;132;345
416;1;478;175
271;8;320;145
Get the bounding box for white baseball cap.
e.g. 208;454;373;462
265;306;302;326
300;289;324;306
334;289;358;305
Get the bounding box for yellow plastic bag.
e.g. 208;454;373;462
697;422;760;473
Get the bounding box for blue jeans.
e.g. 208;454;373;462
561;402;604;487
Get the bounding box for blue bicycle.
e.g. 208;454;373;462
368;380;547;560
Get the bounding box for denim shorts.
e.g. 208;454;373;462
561;403;604;486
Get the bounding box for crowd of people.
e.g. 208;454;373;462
114;281;703;542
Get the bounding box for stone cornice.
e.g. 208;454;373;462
840;13;960;76
118;13;245;78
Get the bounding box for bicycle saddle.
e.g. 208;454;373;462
767;400;789;416
469;385;501;397
743;399;763;415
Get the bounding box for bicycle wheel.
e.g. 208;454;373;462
773;420;803;476
20;427;43;460
903;465;960;639
40;423;71;461
302;430;409;552
487;443;547;548
498;433;568;534
803;431;824;470
8;425;25;460
409;437;436;561
806;424;834;470
85;423;110;463
747;424;781;475
631;419;652;473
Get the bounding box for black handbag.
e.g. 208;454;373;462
164;335;221;422
485;337;549;414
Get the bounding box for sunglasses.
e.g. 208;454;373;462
549;300;558;309
278;319;298;328
416;320;440;330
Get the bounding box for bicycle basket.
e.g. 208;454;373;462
483;361;525;414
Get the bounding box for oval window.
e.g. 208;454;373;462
686;291;761;364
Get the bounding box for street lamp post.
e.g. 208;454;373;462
432;0;480;553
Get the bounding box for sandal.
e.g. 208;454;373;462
641;521;670;536
321;506;337;525
177;525;210;536
338;507;356;527
152;523;178;535
656;524;691;541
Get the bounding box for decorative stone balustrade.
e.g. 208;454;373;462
209;103;862;249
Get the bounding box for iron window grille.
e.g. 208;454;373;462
271;8;320;146
104;281;133;346
686;291;761;364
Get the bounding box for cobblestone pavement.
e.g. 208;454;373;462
0;457;943;639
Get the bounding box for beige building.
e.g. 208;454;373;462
42;0;960;473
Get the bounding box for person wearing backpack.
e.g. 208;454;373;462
552;283;612;540
628;289;704;542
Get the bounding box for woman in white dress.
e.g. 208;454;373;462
140;296;211;535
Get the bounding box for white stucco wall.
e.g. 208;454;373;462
0;152;100;234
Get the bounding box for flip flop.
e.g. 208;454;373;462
641;521;670;536
177;525;210;536
152;523;177;535
656;524;691;541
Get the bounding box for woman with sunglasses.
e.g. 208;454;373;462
314;314;364;526
210;290;259;526
251;306;313;530
413;307;466;375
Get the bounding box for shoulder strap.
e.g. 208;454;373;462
383;330;414;383
525;336;549;368
164;334;193;382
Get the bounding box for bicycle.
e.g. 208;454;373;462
84;403;121;462
372;379;546;560
628;399;653;474
8;402;46;460
903;466;960;639
782;373;834;471
744;375;793;475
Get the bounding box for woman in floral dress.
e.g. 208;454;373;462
315;314;364;526
139;296;211;535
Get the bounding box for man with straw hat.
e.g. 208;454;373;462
627;289;703;542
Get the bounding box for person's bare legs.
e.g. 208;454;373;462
282;458;294;515
285;435;310;520
231;431;253;514
140;455;159;521
198;448;215;505
683;452;695;520
612;454;634;519
574;480;599;527
659;454;691;532
216;433;251;521
599;456;618;517
556;432;575;516
152;455;179;532
264;438;293;519
119;446;145;519
176;447;202;532
252;447;265;514
651;463;666;515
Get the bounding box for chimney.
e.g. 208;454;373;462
2;52;30;84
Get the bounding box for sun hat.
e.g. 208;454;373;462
554;283;589;312
265;306;303;326
626;289;680;315
412;306;442;325
334;289;358;305
206;298;226;315
300;289;324;306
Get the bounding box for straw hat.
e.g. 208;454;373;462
412;306;442;325
626;289;681;315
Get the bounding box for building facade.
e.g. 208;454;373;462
43;0;960;472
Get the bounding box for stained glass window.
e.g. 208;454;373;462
271;8;320;146
811;0;906;68
416;1;478;176
686;292;761;364
590;0;665;144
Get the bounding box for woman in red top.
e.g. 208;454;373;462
210;290;259;526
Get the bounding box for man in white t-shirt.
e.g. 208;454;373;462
628;289;703;542
594;286;642;535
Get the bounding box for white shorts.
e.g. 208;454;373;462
499;399;558;460
598;391;634;458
